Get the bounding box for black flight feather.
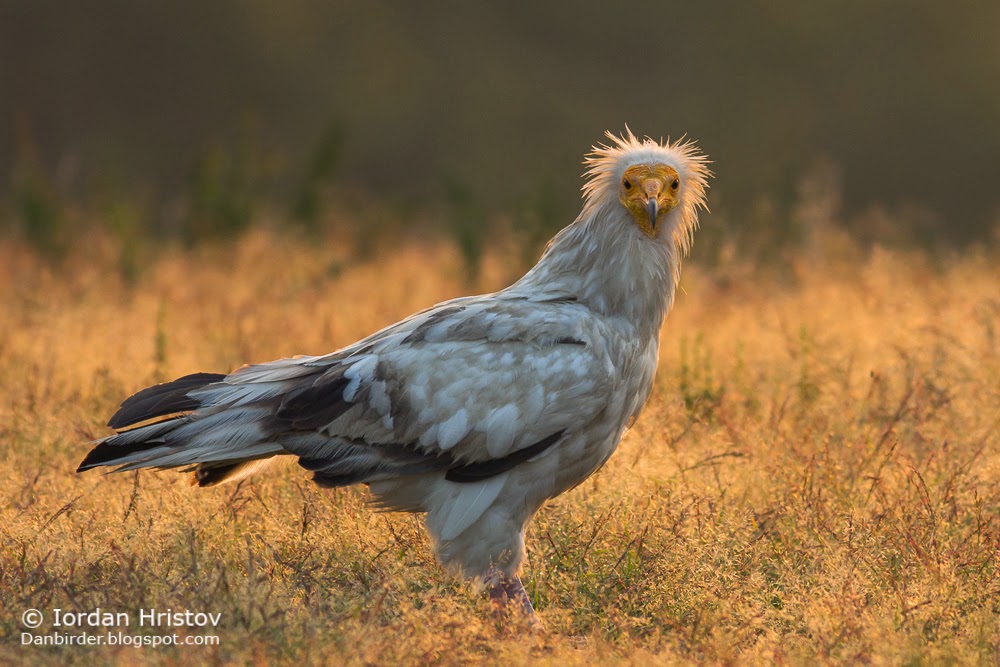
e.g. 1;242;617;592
77;438;166;472
301;442;449;487
107;372;226;429
445;430;564;483
275;368;352;430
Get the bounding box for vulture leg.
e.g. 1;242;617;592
486;568;543;630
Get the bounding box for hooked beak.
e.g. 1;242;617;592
646;198;659;229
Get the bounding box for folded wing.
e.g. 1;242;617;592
78;295;618;489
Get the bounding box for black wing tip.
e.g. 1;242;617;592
76;445;116;472
77;437;154;472
107;372;227;429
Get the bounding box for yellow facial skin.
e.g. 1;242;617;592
618;164;681;238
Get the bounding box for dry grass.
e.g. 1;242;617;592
1;228;998;665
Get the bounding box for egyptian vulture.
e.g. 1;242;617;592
78;129;711;620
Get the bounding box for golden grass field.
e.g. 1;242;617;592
1;228;998;665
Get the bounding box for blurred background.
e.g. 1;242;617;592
2;0;998;266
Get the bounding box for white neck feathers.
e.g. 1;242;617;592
512;129;710;341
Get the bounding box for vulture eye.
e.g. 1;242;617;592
671;179;680;190
623;178;632;190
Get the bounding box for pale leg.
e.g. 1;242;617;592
485;567;543;630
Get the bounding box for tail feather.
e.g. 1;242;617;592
78;372;285;480
112;441;284;473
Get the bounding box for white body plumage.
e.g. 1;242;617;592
79;130;710;587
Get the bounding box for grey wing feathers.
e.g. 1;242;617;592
78;295;612;488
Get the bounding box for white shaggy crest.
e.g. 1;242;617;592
582;127;712;257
